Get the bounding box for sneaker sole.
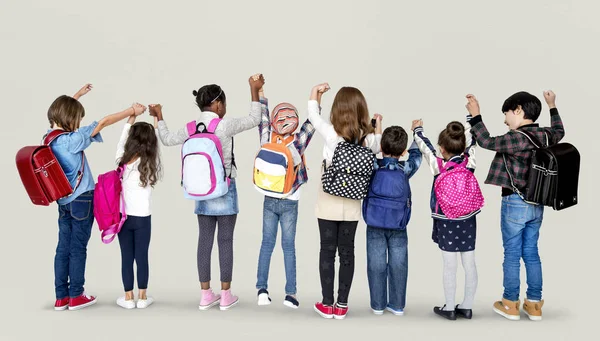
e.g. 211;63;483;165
220;299;239;311
523;310;542;321
137;301;154;309
313;305;333;319
283;300;299;309
333;313;347;320
385;308;404;316
68;299;97;311
493;307;520;321
54;306;69;311
372;309;384;315
199;299;221;311
117;303;136;309
257;294;271;306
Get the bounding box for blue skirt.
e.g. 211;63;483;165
432;216;477;252
194;179;239;216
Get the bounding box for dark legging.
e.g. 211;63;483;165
118;215;151;292
197;214;237;283
318;219;358;306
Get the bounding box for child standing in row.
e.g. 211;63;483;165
413;114;480;320
364;125;422;316
49;84;147;311
254;76;316;309
466;91;565;321
114;112;162;309
308;83;382;319
152;75;264;310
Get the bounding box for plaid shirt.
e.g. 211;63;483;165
469;108;565;194
258;97;315;194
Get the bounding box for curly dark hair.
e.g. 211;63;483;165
118;122;161;187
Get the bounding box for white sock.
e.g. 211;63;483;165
528;299;540;302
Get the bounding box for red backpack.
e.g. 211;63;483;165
93;166;126;244
16;130;84;206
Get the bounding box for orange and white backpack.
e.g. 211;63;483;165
253;133;300;198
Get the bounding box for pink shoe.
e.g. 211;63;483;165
199;289;221;310
219;289;239;310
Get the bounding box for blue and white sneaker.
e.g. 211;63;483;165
257;289;271;306
284;295;299;309
386;305;404;316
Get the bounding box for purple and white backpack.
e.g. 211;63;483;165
433;156;484;219
181;118;230;201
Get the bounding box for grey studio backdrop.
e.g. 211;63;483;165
0;0;597;340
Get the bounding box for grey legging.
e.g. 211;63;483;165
197;215;237;283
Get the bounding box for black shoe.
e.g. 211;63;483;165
455;305;473;319
433;305;457;320
284;295;299;309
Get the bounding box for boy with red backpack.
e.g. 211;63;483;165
413;113;483;321
253;75;317;309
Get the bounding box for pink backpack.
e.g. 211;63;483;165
93;165;126;244
434;156;484;219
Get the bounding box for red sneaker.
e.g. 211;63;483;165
68;293;97;311
54;297;70;311
313;302;334;319
333;304;348;320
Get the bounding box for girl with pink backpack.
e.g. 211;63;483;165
110;113;162;309
412;115;484;321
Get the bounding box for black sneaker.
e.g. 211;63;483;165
455;305;473;319
284;295;299;309
433;305;457;320
257;289;271;306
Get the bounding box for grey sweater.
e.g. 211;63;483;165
157;102;262;178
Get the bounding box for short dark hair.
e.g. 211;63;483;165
381;126;408;157
193;84;226;110
47;95;85;131
438;121;466;156
501;91;542;121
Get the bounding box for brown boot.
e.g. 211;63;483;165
523;299;544;321
493;298;520;321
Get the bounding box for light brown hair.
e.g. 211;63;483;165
330;87;374;143
47;95;85;132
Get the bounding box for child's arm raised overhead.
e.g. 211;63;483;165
403;139;423;179
465;94;532;155
73;83;93;100
256;74;270;146
151;104;188;146
464;114;477;171
308;83;340;149
221;75;264;137
366;114;383;154
91;103;146;137
412;119;441;176
543;90;565;144
115;115;136;162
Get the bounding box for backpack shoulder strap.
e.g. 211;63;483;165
514;129;544;148
43;129;67;145
436;157;446;173
43;129;86;193
186;121;198;136
207;118;222;133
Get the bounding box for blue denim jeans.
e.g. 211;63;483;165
55;190;95;299
256;196;298;295
501;194;544;301
195;179;239;216
366;226;408;311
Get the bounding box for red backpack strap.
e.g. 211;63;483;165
44;129;86;194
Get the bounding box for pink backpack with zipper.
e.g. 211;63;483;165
434;156;484;219
93;165;126;244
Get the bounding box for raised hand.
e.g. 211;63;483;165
411;119;423;131
131;103;147;116
73;83;93;100
249;74;265;91
543;90;556;109
465;94;480;117
148;104;163;120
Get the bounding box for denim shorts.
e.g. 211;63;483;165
194;179;239;216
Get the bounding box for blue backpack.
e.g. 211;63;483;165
362;165;412;229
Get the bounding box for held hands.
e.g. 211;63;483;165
249;74;265;92
544;90;556;109
73;83;93;100
148;104;163;120
131;103;147;116
411;119;423;131
465;94;480;117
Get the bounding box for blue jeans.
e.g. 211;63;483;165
501;194;544;301
256;196;298;295
195;179;239;216
366;226;408;311
55;190;95;299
